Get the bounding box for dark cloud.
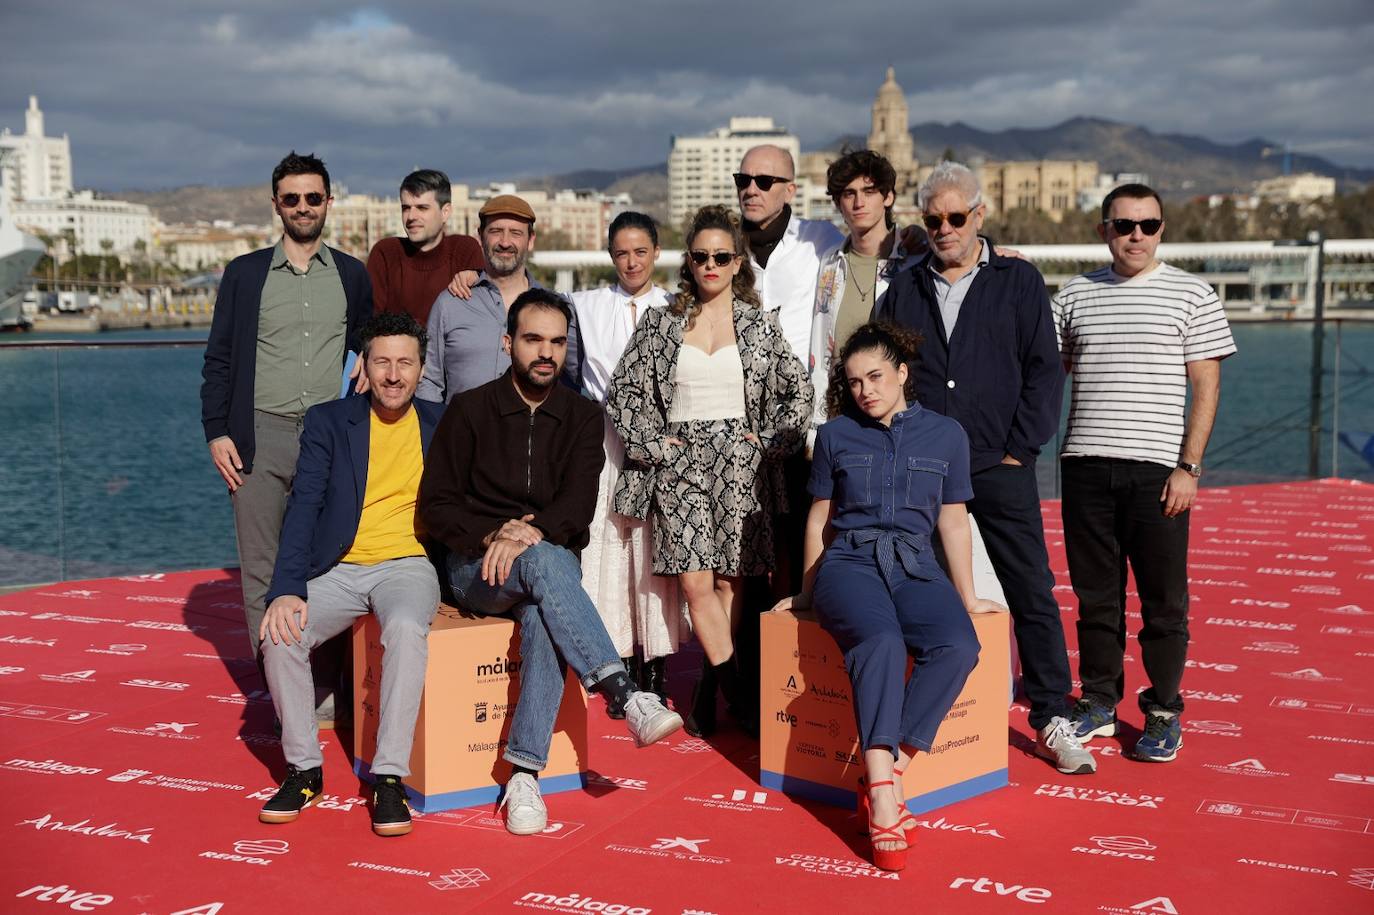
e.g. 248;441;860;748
0;0;1369;194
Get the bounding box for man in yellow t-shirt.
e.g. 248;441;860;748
256;313;444;838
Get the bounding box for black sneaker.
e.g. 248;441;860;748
371;775;412;837
259;765;322;824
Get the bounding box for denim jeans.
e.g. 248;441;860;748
447;541;623;770
1061;457;1190;715
968;462;1072;728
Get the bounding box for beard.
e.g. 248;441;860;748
282;212;325;244
483;242;528;277
512;356;559;393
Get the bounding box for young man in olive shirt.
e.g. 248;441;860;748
419;289;681;836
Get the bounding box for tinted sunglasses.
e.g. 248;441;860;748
1104;218;1163;236
689;250;737;267
277;192;326;208
922;209;975;231
733;172;792;192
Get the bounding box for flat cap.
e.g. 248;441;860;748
478;194;536;225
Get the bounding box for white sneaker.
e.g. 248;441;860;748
624;690;683;747
1036;716;1096;775
499;772;547;835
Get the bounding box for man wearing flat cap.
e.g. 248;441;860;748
417;194;581;402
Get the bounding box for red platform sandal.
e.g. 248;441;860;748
864;779;908;872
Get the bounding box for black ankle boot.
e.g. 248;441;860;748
640;657;668;703
683;659;718;738
715;656;758;739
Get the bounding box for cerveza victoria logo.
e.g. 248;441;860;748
16;813;153;844
474;656;519;682
1034;784;1164;808
514;890;652;913
776;853;900;881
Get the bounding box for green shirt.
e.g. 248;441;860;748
836;249;879;350
254;240;348;416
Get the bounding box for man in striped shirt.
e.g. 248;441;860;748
1052;183;1236;763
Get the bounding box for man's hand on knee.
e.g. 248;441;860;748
262;595;309;646
482;537;531;587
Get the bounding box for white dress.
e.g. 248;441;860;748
572;283;688;660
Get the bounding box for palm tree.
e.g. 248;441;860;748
99;238;114;287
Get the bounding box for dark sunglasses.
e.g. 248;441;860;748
1104;218;1163;236
733;172;792;192
922;209;975;231
276;192;326;208
689;250;737;267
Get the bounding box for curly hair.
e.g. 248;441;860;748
825;321;924;419
671;205;760;328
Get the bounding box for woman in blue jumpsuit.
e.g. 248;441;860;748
775;321;1002;871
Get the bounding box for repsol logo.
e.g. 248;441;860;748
475;657;519;677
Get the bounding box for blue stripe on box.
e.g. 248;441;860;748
760;767;1007;814
353;758;587;813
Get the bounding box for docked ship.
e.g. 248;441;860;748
0;146;44;330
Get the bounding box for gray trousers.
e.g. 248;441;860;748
231;410;303;658
261;556;439;776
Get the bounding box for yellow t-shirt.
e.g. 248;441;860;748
341;406;427;565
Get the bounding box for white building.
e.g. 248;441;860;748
0;96;74;202
668;117;802;226
1079;172;1152;213
1254;172;1336;203
14;191;154;257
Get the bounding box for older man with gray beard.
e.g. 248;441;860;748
417;194;580;402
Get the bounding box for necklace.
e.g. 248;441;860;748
847;251;879;302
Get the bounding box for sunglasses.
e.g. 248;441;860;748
1104;218;1164;236
922;209;975;231
689;250;737;267
276;192;326;208
733;172;792;192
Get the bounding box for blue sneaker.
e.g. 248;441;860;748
1134;711;1182;762
1069;698;1118;741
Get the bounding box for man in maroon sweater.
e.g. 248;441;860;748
366;169;483;325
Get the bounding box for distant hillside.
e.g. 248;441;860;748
113;184;269;226
837;117;1373;196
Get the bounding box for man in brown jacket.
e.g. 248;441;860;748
419;288;681;836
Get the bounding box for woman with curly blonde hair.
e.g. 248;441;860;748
607;205;812;737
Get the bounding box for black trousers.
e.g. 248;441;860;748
1061;457;1190;716
968;462;1072;729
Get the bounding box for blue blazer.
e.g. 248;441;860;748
200;245;373;473
875;246;1063;474
265;394;445;603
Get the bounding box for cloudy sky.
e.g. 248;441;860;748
2;1;1371;194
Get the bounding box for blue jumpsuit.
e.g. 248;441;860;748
809;404;980;756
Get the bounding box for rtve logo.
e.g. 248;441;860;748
948;876;1051;903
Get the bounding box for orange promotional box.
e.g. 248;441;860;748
759;608;1008;813
352;605;588;812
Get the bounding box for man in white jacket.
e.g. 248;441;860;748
735;145;845;367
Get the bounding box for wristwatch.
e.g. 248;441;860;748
1177;461;1202;478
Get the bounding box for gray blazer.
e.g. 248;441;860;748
606;299;813;520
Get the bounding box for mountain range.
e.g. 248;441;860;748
110;118;1369;226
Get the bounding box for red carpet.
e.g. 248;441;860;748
1;479;1371;914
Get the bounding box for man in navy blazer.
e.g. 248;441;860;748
876;161;1093;778
200;151;373;680
256;313;440;838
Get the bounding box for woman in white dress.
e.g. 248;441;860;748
573;212;686;714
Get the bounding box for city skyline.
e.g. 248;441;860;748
1;1;1371;194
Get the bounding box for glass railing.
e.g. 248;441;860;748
2;319;1372;588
